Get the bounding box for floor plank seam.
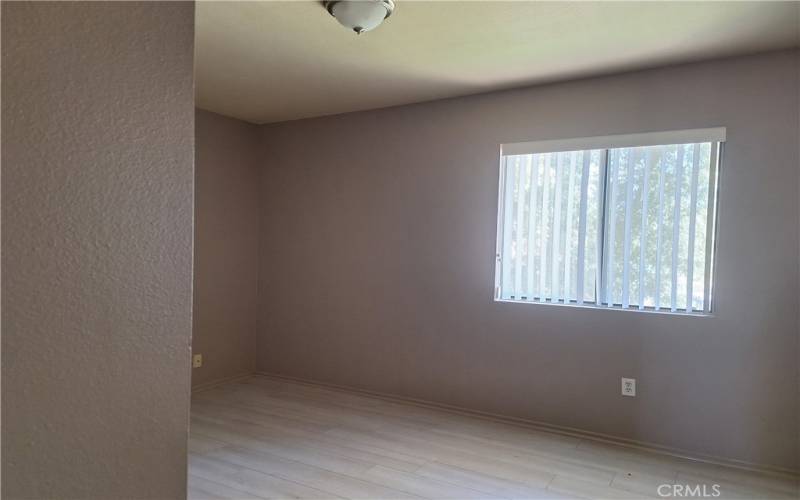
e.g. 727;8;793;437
188;472;271;500
198;441;430;499
200;449;354;499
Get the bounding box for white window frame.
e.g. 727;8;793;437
494;127;725;316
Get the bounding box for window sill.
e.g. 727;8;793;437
494;298;714;317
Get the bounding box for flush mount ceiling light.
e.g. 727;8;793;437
324;0;395;35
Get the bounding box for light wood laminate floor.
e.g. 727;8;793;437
188;376;798;500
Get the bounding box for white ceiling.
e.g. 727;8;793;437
195;1;800;124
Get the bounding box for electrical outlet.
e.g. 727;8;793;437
621;377;636;397
192;353;203;368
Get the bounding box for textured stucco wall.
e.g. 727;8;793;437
258;50;800;471
2;2;195;498
193;110;260;388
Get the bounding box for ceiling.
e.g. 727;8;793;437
195;1;800;124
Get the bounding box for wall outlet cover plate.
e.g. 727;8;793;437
622;377;636;397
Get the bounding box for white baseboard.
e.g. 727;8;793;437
192;372;257;393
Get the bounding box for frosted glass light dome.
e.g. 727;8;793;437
325;0;395;35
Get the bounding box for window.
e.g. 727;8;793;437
494;128;723;314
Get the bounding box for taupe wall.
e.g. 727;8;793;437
193;110;260;388
2;2;195;498
258;50;800;471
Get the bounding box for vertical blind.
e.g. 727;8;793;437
496;133;721;314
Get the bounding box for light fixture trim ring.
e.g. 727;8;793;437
323;0;396;22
